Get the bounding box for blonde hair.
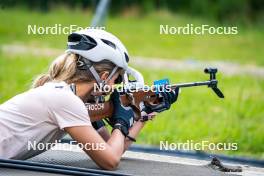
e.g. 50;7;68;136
32;53;117;88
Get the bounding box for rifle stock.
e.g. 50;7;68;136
87;90;157;122
86;68;224;122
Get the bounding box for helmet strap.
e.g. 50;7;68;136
77;55;119;88
89;66;103;85
105;66;119;83
89;65;118;87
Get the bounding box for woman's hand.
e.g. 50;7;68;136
140;88;179;122
140;109;157;122
109;90;134;132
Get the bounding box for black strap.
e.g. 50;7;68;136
112;124;136;142
126;135;136;142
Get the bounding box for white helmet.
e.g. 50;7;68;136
66;29;129;70
66;29;130;86
66;29;145;88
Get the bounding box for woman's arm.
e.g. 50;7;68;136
95;121;146;151
123;121;145;151
65;125;125;170
64;91;150;170
97;126;111;141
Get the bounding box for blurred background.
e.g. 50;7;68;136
0;0;263;159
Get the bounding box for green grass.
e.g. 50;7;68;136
137;68;264;158
0;8;263;65
0;54;52;100
0;53;263;159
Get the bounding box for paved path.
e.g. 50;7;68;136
133;56;264;78
2;44;264;78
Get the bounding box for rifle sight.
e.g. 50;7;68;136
204;67;217;80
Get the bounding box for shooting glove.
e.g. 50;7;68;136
110;90;134;137
143;87;179;115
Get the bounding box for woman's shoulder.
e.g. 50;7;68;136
38;82;85;109
37;82;91;128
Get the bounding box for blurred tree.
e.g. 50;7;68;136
0;0;263;24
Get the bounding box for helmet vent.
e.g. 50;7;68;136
68;33;82;43
101;39;116;49
68;33;97;50
124;52;129;63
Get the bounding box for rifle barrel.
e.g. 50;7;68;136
171;80;216;88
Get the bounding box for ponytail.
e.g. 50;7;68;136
32;53;117;88
32;74;51;88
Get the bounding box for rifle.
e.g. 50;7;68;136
86;68;224;122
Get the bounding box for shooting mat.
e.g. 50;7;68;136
20;149;238;176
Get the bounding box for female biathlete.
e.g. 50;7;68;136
0;29;178;170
